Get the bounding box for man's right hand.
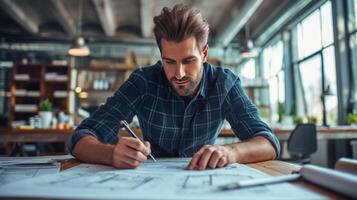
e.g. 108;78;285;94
112;137;151;169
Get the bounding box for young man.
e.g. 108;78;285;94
68;4;280;170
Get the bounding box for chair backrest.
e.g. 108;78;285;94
287;123;317;157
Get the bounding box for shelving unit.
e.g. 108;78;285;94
9;63;71;129
0;64;12;129
243;85;271;120
75;67;133;110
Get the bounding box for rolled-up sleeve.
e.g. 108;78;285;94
67;68;147;154
224;78;281;158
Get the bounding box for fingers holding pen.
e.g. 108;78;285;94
125;137;151;155
112;137;151;169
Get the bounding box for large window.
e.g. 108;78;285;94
349;0;357;111
262;40;285;124
237;59;256;80
293;1;337;125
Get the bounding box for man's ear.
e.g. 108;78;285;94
202;44;209;62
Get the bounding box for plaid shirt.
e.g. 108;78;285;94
68;61;280;157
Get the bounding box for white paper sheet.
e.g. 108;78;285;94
0;163;60;186
0;155;71;186
0;155;74;166
0;158;326;200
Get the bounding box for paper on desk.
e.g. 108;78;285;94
0;155;74;166
0;158;326;200
0;155;72;186
0;163;60;186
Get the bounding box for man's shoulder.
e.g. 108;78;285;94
131;61;163;81
205;63;239;86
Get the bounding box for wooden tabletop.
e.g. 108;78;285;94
2;126;357;143
58;159;348;200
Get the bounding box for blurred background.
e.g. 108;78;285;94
0;0;356;168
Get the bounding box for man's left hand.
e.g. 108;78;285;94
187;144;236;170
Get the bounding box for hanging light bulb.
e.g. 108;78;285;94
68;37;90;57
240;24;257;59
68;0;90;57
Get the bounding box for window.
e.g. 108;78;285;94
348;0;357;112
237;59;256;79
262;40;285;124
293;0;337;125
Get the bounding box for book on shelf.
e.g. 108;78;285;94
14;104;37;112
14;90;40;97
14;74;30;81
26;91;40;97
45;73;68;81
11;120;26;128
53;91;68;98
14;89;27;96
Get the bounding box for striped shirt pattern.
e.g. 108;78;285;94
68;61;280;157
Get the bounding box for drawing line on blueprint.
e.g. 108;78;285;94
39;172;157;191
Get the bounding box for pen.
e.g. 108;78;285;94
220;174;301;190
119;120;157;162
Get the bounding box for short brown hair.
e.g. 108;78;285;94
153;4;209;51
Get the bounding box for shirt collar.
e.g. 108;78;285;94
197;62;208;98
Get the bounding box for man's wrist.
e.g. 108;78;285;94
223;144;242;163
104;144;115;166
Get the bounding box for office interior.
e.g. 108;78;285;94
0;0;356;168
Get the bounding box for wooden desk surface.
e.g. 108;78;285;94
58;159;347;200
2;126;357;143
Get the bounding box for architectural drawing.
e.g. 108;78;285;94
44;172;157;190
0;159;325;200
179;174;253;193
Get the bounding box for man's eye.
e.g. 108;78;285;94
166;61;175;65
183;60;194;64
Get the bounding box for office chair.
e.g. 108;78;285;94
283;123;317;164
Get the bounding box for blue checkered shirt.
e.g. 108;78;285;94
68;61;280;157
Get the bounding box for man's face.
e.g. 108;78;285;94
161;36;208;98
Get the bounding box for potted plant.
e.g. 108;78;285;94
293;116;304;124
38;99;52;128
281;103;295;126
347;113;357;126
307;116;317;124
278;103;285;123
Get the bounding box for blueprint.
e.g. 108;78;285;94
0;158;326;199
0;155;70;186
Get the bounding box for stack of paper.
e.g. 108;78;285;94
0;155;73;186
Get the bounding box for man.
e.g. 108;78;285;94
68;4;280;170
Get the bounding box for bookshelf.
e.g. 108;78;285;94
9;63;71;129
0;64;12;129
75;67;133;110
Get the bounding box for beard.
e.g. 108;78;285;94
169;70;202;98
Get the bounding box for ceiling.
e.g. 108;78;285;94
0;0;307;64
0;0;300;46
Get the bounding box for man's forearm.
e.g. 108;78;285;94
72;135;115;166
225;136;277;164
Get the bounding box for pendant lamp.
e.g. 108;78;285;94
68;0;90;57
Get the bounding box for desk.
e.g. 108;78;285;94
220;126;357;140
2;126;357;143
59;159;347;200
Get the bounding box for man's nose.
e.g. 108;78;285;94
175;64;186;80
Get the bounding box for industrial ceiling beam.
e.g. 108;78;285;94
92;0;116;37
215;0;263;47
49;0;76;36
140;0;154;38
254;0;313;46
0;0;38;34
